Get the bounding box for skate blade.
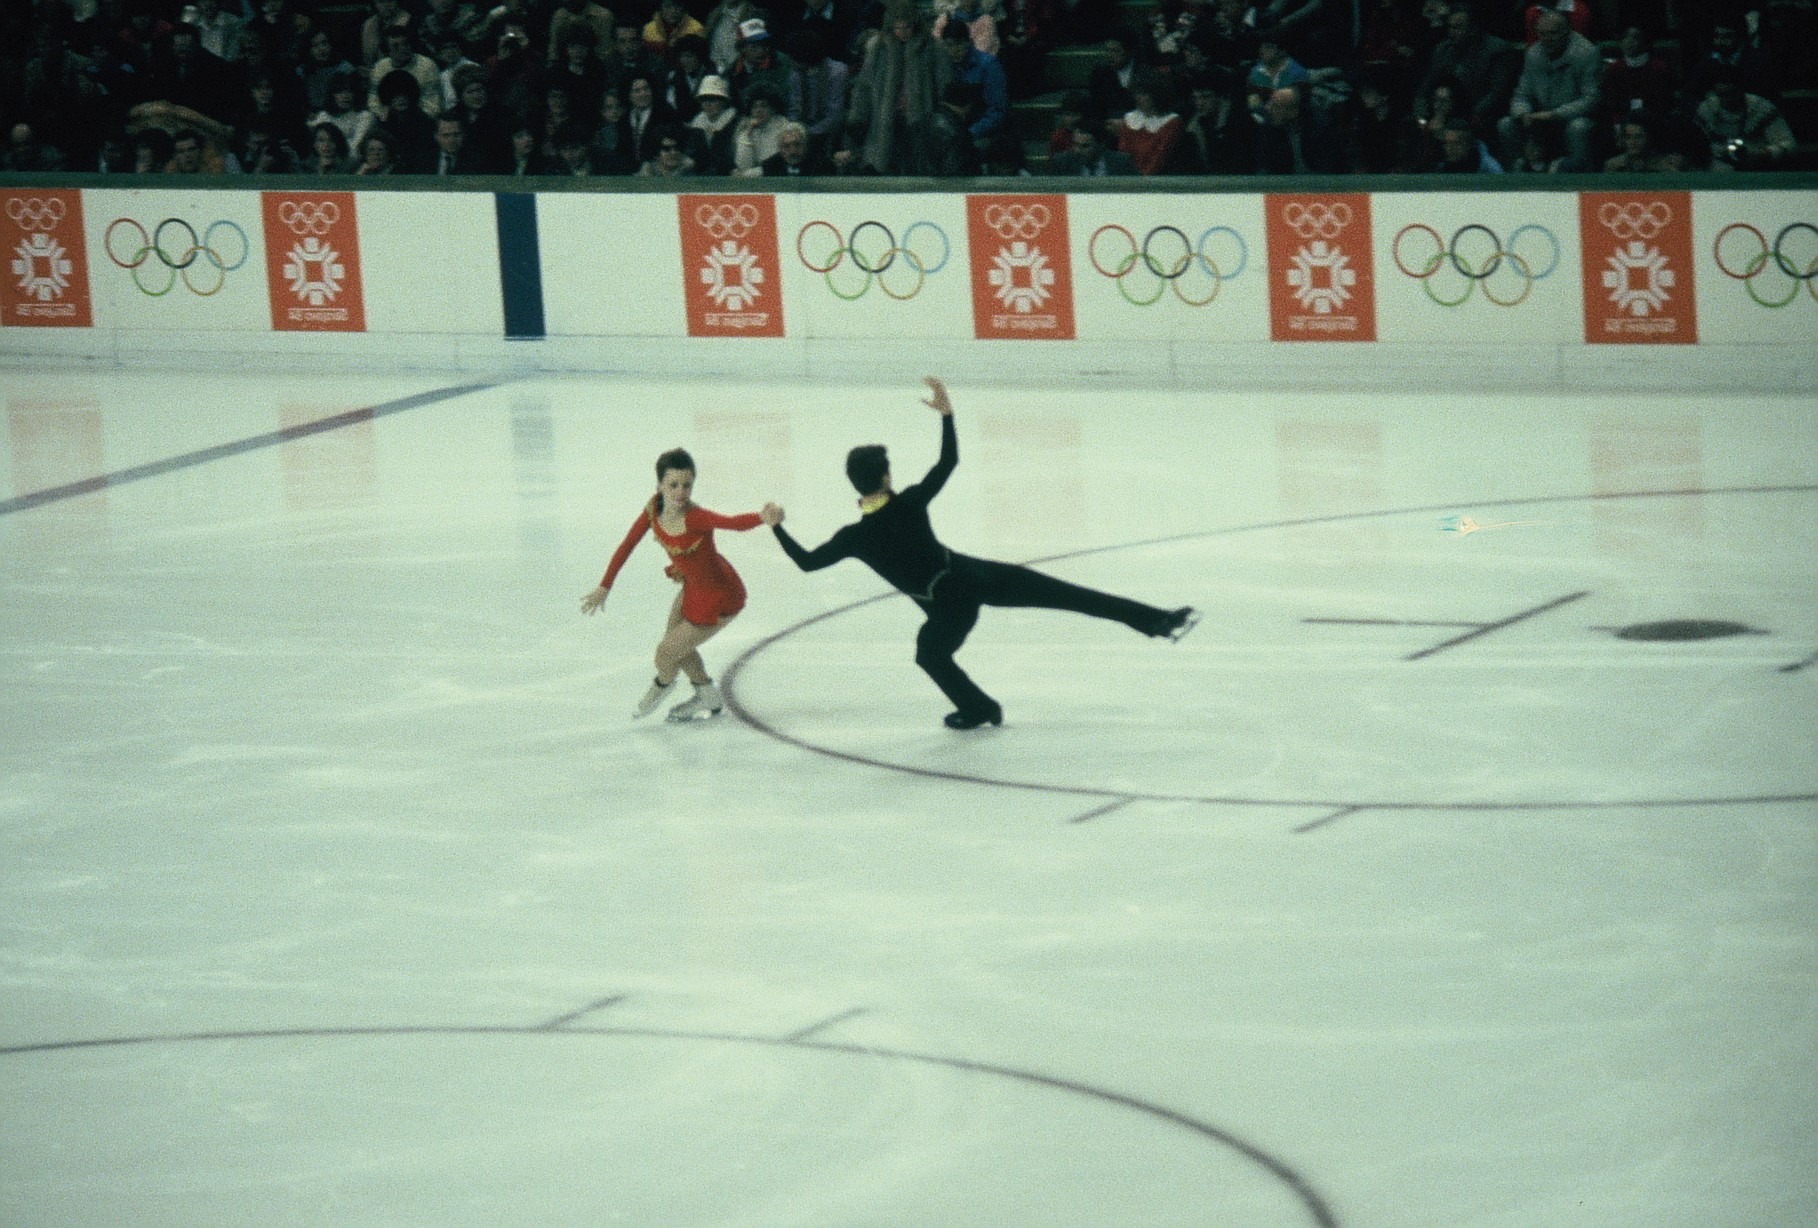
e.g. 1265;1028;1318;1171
666;707;725;724
1168;611;1202;643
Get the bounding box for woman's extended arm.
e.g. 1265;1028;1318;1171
687;506;765;532
582;509;653;613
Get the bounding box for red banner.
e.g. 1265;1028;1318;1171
262;192;365;332
1579;192;1696;344
967;195;1074;340
3;190;92;328
678;195;784;338
1264;194;1375;342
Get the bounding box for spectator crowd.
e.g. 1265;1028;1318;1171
1;0;1811;178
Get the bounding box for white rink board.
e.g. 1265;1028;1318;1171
3;182;1815;390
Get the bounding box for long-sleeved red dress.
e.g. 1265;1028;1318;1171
600;501;762;626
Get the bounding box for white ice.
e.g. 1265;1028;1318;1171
1;368;1815;1227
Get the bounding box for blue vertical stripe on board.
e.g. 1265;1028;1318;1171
495;192;546;339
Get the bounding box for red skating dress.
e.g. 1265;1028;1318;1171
600;501;762;626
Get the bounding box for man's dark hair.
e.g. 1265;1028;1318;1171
846;445;889;495
376;68;421;107
939;19;973;44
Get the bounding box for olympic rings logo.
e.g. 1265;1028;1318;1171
278;200;341;236
695;202;760;240
1391;223;1560;309
1597;201;1672;240
1087;224;1248;308
797;220;949;301
1713;222;1818;308
105;217;250;297
1282;202;1352;240
982;203;1051;240
6;197;68;232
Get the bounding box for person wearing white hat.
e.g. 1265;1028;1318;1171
731;15;796;108
686;73;741;172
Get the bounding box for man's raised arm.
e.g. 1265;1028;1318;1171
915;376;958;501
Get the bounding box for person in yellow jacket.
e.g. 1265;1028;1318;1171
644;0;707;62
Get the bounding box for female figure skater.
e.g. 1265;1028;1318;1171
581;448;770;721
767;377;1197;730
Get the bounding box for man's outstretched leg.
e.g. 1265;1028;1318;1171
962;556;1196;640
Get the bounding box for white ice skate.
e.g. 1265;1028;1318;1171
666;680;724;723
633;678;674;718
1164;607;1201;643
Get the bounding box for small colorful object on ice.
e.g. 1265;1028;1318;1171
1440;514;1552;535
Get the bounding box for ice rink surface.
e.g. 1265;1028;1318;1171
2;367;1814;1226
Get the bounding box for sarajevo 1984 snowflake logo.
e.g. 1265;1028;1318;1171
1602;240;1674;316
1286;240;1355;314
11;232;72;302
701;239;764;310
988;240;1054;313
283;237;345;305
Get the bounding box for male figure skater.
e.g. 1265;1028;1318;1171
764;377;1197;729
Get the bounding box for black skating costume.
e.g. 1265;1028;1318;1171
772;412;1190;726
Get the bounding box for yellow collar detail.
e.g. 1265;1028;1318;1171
858;492;892;515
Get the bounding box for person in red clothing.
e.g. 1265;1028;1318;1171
1116;70;1183;175
581;448;772;721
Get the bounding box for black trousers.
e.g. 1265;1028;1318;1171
911;554;1167;714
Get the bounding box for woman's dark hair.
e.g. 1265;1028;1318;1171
846;445;889;495
311;121;350;161
653;448;695;512
360;126;396;159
